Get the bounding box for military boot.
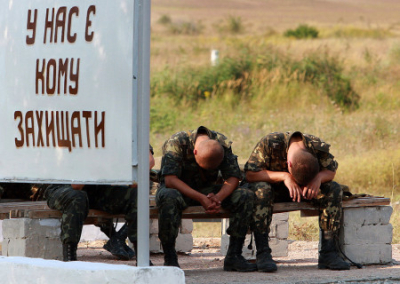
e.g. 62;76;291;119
63;242;78;261
254;232;277;272
162;243;180;267
318;230;350;270
223;237;258;272
102;223;135;260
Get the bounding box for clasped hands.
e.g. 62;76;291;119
200;193;222;214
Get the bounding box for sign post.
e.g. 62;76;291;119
0;0;141;184
1;0;151;266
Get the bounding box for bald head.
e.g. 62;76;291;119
290;149;320;186
194;139;224;170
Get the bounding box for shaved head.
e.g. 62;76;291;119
194;139;224;170
290;149;320;186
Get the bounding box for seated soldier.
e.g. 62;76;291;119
157;126;256;271
44;147;155;261
243;131;350;272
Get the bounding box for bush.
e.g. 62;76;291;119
215;15;244;34
157;14;172;25
151;54;254;103
293;53;359;110
167;21;204;35
284;24;319;39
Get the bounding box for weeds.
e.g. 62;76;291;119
284;24;319;39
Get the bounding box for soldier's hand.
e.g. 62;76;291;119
200;195;220;214
303;176;321;200
71;184;84;190
283;174;302;202
206;193;222;213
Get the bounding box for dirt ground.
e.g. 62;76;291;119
77;239;400;284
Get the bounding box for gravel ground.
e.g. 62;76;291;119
77;239;400;284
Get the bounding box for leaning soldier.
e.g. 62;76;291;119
157;126;256;271
243;131;350;272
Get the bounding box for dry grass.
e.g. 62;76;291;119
149;0;400;242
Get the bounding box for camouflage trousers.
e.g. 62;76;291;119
156;184;254;245
45;184;137;244
244;181;343;234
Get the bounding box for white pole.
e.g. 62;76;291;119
211;49;219;66
136;0;151;267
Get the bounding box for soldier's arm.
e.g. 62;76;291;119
214;176;239;203
303;169;336;200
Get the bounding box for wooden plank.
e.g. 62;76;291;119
2;196;391;222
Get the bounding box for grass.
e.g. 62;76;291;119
149;2;400;242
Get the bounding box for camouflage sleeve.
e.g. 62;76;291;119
244;136;269;172
310;138;338;172
160;137;183;177
219;146;242;180
149;144;154;155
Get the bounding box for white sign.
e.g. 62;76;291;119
0;0;136;184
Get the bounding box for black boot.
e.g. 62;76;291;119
254;232;277;272
318;230;350;270
103;225;132;260
223;237;258;272
63;243;78;261
162;243;180;268
102;223;135;260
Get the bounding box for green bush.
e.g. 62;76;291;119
151;54;253;103
293;54;359;110
158;14;172;25
284;24;319;39
215;15;244;34
151;48;359;110
167;21;204;35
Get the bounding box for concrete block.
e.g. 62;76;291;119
275;221;289;239
220;234;288;258
0;256;185;284
2;218;63;260
180;220;193;234
341;244;392;265
340;224;393;245
2;219;29;238
272;212;289;222
149;233;193;253
343;206;393;226
149;234;162;253
269;238;289;257
176;233;193;253
3;236;63;260
150;220;159;234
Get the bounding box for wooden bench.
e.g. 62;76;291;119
0;196;393;265
0;196;390;220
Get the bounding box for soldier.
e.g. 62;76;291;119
243;131;350;272
44;146;155;261
157;126;256;271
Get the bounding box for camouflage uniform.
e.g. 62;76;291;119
44;184;138;244
44;144;154;245
157;126;254;245
243;131;343;235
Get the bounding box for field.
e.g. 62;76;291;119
149;0;400;242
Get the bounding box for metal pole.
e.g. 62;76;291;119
136;0;151;267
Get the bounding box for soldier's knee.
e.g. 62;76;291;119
157;187;182;207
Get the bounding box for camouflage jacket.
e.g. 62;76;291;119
160;126;241;189
244;131;338;173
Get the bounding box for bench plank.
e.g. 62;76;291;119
0;197;391;222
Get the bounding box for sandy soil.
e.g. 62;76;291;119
77;239;400;284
